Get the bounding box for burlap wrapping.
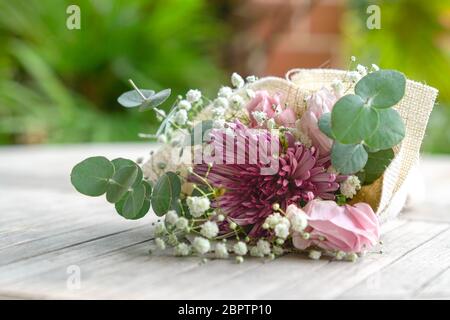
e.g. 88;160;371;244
247;68;438;221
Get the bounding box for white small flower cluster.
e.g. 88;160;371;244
215;242;229;259
251;110;267;126
233;241;248;255
193;236;210;255
175;243;191;256
286;204;308;233
231;72;245;89
263;211;291;240
186;196;210;217
186;89;202;103
340;175;361;199
200;221;219;239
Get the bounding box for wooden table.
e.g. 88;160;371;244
1;144;450;299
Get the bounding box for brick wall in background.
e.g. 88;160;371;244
228;0;345;77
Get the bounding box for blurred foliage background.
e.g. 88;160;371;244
0;0;448;153
0;0;227;144
344;0;450;153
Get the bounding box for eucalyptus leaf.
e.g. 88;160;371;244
331;94;379;144
318;113;334;139
185;120;214;146
111;158;143;187
331;142;368;174
139;89;171;112
355;70;406;109
360;148;394;185
117;89;155;108
115;186;150;220
121;183;146;219
365;108;405;151
106;165;139;203
70;156;114;196
151;172;181;216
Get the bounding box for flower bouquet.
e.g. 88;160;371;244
70;59;437;262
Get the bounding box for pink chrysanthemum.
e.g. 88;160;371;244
193;121;341;236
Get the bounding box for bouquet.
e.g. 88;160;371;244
70;59;438;262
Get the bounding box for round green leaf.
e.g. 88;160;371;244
70;156;114;196
115;196;150;220
111;158;143;187
117;89;155;108
355;70;406;109
360;148;394;185
106;165;138;203
331;142;368;174
139;89;171;112
318;113;334;139
151;172;181;217
364;108;405;151
331;94;379;144
122;183;146;219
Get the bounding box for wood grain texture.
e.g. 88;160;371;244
0;144;449;299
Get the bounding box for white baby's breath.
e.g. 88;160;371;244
218;86;233;98
309;250;322;260
340;175;361;199
275;223;290;240
231;72;245;88
154;223;167;237
256;240;271;255
174;243;190;256
186;89;202;103
215;242;229;259
175;217;189;231
250;246;263;257
193;237;210;255
356;64;368;76
186;196;210;217
178;99;192;111
174;109;188;125
200;221;219;239
155;238;166;250
229;94;245;110
251;111;267;126
165;210;178;225
233;241;248;256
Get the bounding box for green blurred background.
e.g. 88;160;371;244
0;0;449;152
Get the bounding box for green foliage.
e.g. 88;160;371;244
365;109;405;152
344;0;450;153
331;142;368;175
325;70;406;174
70;156;158;220
106;165;139;203
359;148;395;185
318;113;334;139
0;0;227;144
355;70;406;109
331;94;379;144
151;172;182;216
70;156;114;196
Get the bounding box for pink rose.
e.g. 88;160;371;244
293;200;380;253
246;90;296;128
298;88;338;155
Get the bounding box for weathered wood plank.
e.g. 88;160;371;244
0;145;449;299
339;227;450;299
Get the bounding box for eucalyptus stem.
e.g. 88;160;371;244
128;79;147;100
